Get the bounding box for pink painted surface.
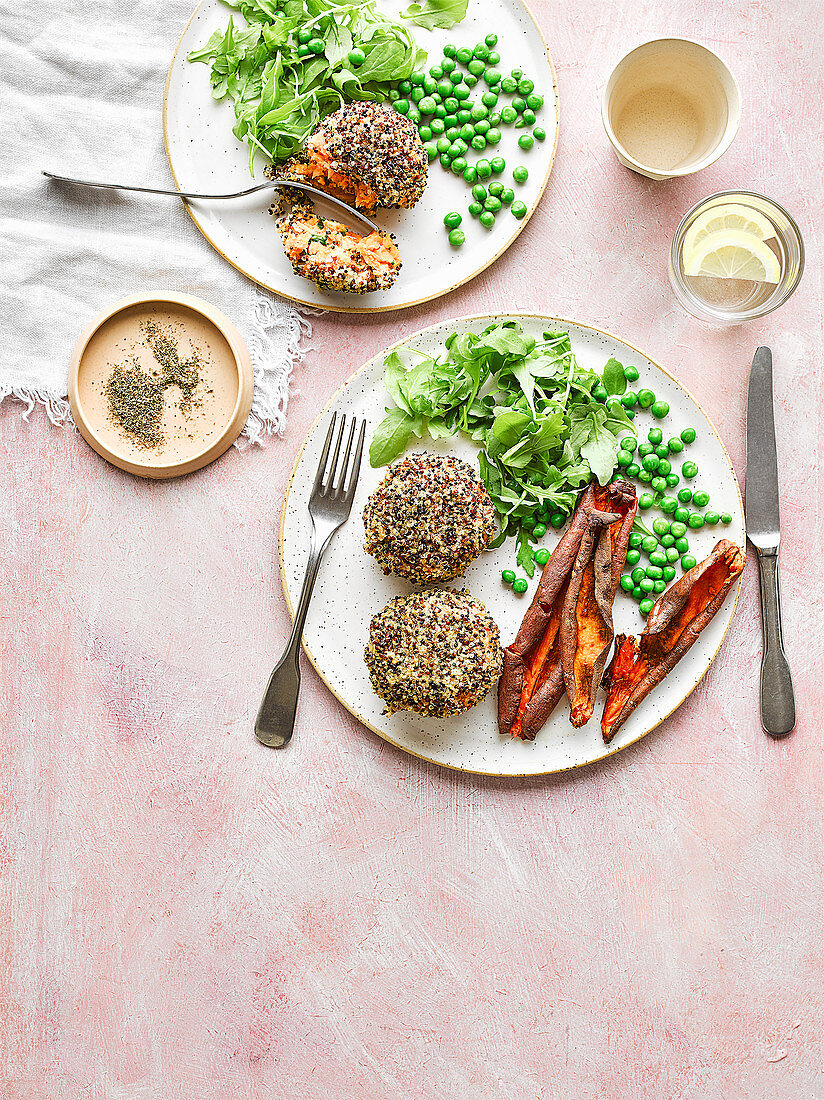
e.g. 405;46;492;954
3;1;824;1097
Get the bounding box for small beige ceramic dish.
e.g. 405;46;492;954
69;292;254;479
602;38;741;180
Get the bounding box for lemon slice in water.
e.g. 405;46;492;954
683;203;776;258
683;229;782;284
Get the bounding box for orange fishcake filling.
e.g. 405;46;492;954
286;135;381;212
277;211;401;294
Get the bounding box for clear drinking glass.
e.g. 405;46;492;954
669;190;805;323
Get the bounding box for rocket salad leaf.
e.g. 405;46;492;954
370;321;637;551
401;0;469;31
188;0;427;172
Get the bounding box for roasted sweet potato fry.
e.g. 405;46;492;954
601;539;745;742
561;481;637;728
498;479;636;740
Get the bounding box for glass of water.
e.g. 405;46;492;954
669;191;805;323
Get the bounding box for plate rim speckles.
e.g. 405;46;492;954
278;314;745;776
162;0;560;313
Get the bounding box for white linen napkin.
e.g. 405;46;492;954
0;0;311;442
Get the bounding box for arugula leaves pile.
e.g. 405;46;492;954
401;0;468;30
188;0;426;171
369;321;636;574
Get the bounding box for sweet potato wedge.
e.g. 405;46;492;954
601;539;745;742
498;479;636;740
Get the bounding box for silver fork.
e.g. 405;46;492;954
255;413;366;749
42;171;383;234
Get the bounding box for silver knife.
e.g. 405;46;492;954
745;346;796;737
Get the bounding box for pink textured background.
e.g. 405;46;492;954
3;0;823;1097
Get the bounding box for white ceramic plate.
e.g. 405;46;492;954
163;1;559;312
280;315;745;775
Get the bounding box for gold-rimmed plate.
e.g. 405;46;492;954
278;315;745;776
163;1;559;313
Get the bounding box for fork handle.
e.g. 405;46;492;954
255;528;329;748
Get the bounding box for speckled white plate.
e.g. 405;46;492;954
280;315;745;775
163;1;558;312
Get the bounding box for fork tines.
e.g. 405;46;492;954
312;413;365;504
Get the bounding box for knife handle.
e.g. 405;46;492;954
754;547;796;737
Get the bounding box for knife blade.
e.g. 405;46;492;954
745;346;796;737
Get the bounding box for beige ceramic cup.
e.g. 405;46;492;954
601;38;741;180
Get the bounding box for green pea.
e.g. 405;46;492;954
649;551;668;569
488;51;501;65
450;70;464;86
500;188;514;206
680;427;696;444
394;99;410;115
476;159;492;178
645;564;663;581
624;365;639;382
675;537;690;554
472;184;487;201
443;211;462;229
513;165;529;183
410;87;425;103
682;461;698;479
501;567;515;584
430;118;445;134
620;575;634;593
483;195;501;213
535;548;550;566
720;512;733;525
474;120;490;136
674;507;690;525
347;47;366;66
631;567;645;585
434;105;447;118
490;156;506;174
308;37;325;54
651;518;669;537
670;522;687;538
660;534;675;549
647;427;662;445
652;401;669;419
651;477;667;494
444;97;459;113
677;488;692;503
693;490;710;507
680;555;697;572
442;44;457;58
479;210;496;228
625;463;639;478
518;134;534;151
641;535;658;554
621;437;638;453
463;165;478;183
436;80;452;99
438;152;451;167
500;105;518;125
626;548;641;566
473;42;490;60
485;70;501;87
660;496;678;514
423;142;437;161
527;93;543;111
653;444;668;460
297;28;312;43
511;201;527;219
512;96;526;112
533;127;546;141
454;85;470;101
482;91;498;108
621;391;638;408
441;56;457;72
485;32;498;46
628;532;642;550
532;522;547;538
662;565;676;581
464;73;478;88
485;181;502;197
468;201;482;217
666;473;680;487
429;65;443;78
637;389;655;408
703;511;719;526
638;469;653;483
616;450;632;467
638;598;654;616
450;158;466;175
451;138;468;155
550;512;566;529
638;443;653;457
687;513;704;529
668;437;683;454
640;454;658;473
521;109;536;125
419;126;432;141
639;577;655;594
665;547;680;563
654;580;668;594
486;128;502;145
630;586;642;601
512;578;528;594
657;458;671;476
456;47;472;65
445;126;460;140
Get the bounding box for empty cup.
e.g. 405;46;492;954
602;38;741;180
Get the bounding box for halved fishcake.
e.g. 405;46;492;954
276;207;401;294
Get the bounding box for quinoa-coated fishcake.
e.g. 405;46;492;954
363;453;497;584
364;589;502;717
272;101;428;213
276;207;401;294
